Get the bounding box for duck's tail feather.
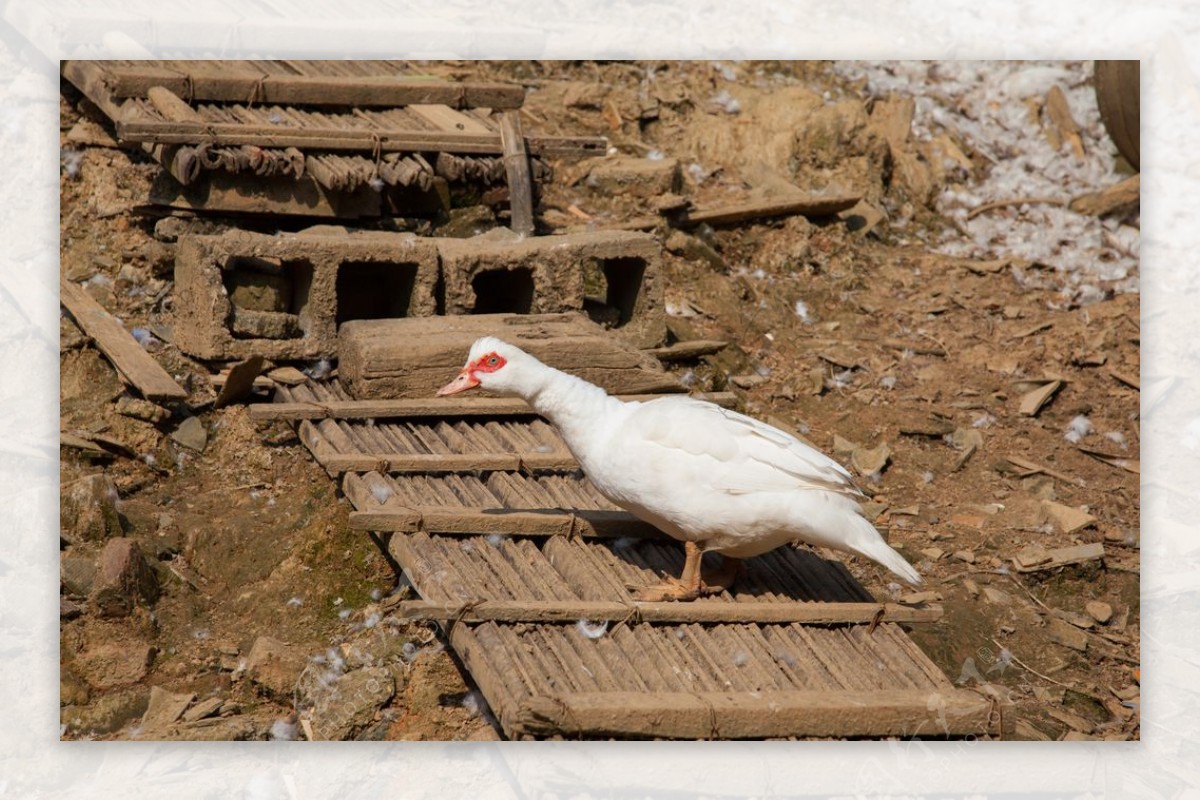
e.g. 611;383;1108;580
847;516;923;586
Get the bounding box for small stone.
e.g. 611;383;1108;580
141;686;196;732
61;554;99;598
115;396;170;424
1042;501;1097;535
266;366;308;386
962;579;980;598
1046;617;1089;652
1113;684;1139;701
1086;601;1114;624
73;642;155;690
1013;543;1052;570
919;547;945;562
60;474;123;543
305;667;395;741
171;416;208;452
953;550;976;564
245;636;308;700
62;688;149;736
181;696;224;723
583;156;681;198
731;373;768;389
91;538;160;617
900;590;943;604
982;586;1011;606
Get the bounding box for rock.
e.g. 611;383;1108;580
1086;601;1114;624
982;586;1012;606
919;547;945;562
562;82;607;110
1046;617;1089;652
141;686;196;732
162;714;264;741
171;416;208;452
1042;501;1097;535
246;636;308;700
62;688;149;736
307;667;395;741
665;230;727;270
60;474;123;543
851;442;891;476
61;553;99;598
61;315;88;349
61;599;84;620
73;641;155;689
953;550;977;564
266;366;308;386
138;240;175;277
839;199;886;236
60;665;91;707
115;397;170;424
91;538;160;617
730;373;767;389
582;156;681;198
1013;543;1052;570
963;579;980;598
181;696;224;723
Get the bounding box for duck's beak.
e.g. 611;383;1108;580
437;369;480;396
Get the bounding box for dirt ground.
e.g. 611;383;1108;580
58;60;1139;741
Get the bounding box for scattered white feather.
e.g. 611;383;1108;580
1064;414;1093;444
369;483;393;505
286;597;303;607
401;642;419;662
646;148;664;161
269;718;298;741
922;471;935;484
731;651;749;667
880;375;897;390
793;299;812;323
485;533;505;548
338;608;352;620
710;89;741;114
61;148;84;179
1104;431;1127;449
368;177;385;192
576;619;609;639
972;413;997;428
304;358;333;380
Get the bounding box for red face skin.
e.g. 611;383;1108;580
437;352;507;396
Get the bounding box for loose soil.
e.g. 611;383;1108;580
59;60;1139;742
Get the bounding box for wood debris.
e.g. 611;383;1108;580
1013;542;1104;573
1018;379;1063;416
1069;174;1139;217
60;277;188;403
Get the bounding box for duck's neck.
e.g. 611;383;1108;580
521;362;621;448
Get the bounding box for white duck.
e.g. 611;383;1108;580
439;337;922;601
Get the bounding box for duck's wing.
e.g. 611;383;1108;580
623;397;865;498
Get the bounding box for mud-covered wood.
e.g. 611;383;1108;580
393;599;942;625
350;506;653;537
60;277;188;402
88;62;528;109
249;390;737;421
338;313;682;399
677;189;862;227
116;117;605;158
499;109;535;236
511;688;996;739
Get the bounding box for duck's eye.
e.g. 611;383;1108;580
487;356;499;366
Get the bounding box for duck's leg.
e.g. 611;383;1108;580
632;540;704;602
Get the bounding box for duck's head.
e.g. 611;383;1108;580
437;337;535;397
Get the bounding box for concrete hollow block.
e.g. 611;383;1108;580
173;230;439;361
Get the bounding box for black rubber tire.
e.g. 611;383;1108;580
1094;60;1140;171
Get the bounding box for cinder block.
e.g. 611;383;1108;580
581;155;681;198
436;229;666;349
173;230;439;360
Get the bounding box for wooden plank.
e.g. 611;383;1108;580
358;507;657;538
393;599;942;626
1013;542;1105;573
677;190;861;227
510;688;998;739
499;109;535;236
406;104;494;134
147;170;381;218
94;64;528;109
60;60;194;187
60;278;188;402
250;391;739;421
314;452;578;474
117;118;606;158
144;85;204;124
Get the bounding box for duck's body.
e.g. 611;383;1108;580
439;337;921;599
